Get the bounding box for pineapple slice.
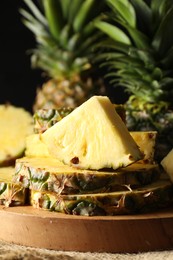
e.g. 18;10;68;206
130;131;157;163
0;167;26;206
41;96;142;170
13;157;160;194
161;149;173;182
0;104;33;166
30;179;173;216
25;134;51;158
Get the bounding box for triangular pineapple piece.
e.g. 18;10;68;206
33;108;73;134
33;105;125;134
130;131;157;163
41;96;142;170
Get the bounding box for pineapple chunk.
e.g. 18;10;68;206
41;96;142;170
25;134;51;158
161;149;173;182
0;104;33;166
130;131;157;163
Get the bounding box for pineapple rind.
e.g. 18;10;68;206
14;157;160;195
0;167;26;206
33;108;74;134
30;179;173;216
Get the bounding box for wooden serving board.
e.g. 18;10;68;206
0;205;173;253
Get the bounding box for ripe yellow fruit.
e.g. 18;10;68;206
130;131;157;163
41;96;142;170
25;134;50;158
0;104;33;166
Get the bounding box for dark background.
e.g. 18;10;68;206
0;1;127;113
0;0;41;113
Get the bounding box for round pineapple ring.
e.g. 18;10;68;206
0;104;33;166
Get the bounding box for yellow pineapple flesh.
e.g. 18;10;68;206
41;96;143;170
0;167;26;206
25;134;51;158
0;104;33;166
161;149;173;182
130;131;157;163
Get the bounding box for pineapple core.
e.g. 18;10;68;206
41;96;142;170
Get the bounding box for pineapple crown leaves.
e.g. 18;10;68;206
93;0;173;105
20;0;107;79
30;44;91;80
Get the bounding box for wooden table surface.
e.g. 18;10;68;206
0;205;173;255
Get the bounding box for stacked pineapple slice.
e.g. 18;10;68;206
14;157;160;195
0;104;33;206
0;167;26;207
31;180;172;215
11;96;173;216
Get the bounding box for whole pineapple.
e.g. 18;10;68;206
94;0;173;161
20;0;107;112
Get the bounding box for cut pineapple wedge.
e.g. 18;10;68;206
130;131;157;163
30;179;173;216
41;96;142;170
14;157;160;194
161;149;173;182
25;131;157;163
0;104;33;166
0;167;26;206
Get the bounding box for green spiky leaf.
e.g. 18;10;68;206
152;5;173;57
43;0;64;41
94;21;131;45
73;0;96;32
106;0;136;27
